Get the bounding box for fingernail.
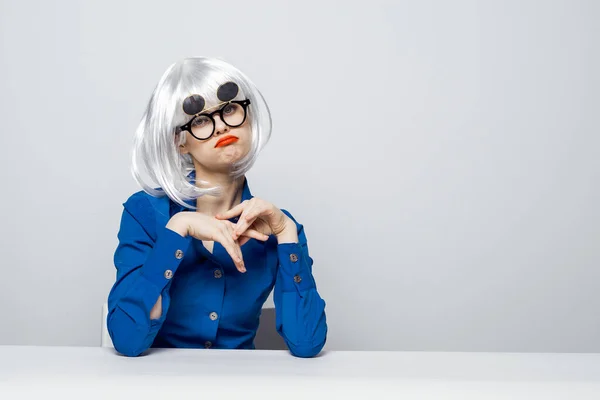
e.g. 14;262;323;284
241;266;246;273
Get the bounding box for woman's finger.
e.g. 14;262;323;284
225;224;245;265
238;236;250;247
240;228;269;242
244;208;262;222
233;204;257;240
241;204;272;231
215;201;247;220
244;200;271;221
217;230;245;273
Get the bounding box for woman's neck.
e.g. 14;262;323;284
194;170;245;217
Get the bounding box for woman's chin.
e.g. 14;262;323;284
198;145;249;171
210;153;244;171
219;144;250;163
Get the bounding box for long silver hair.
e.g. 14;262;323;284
131;56;272;209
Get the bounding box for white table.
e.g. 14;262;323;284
1;346;600;399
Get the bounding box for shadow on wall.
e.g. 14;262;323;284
254;308;287;350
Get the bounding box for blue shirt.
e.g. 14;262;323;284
106;177;327;357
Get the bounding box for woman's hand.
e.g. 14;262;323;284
215;198;298;245
166;212;269;273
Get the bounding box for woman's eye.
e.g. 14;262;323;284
223;105;235;114
192;117;209;127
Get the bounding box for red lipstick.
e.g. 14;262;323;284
215;135;239;148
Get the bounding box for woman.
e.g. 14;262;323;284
106;57;327;358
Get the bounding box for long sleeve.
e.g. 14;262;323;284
273;210;328;358
106;194;192;357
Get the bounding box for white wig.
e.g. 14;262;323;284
131;56;272;209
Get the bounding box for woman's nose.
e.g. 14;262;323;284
213;114;229;135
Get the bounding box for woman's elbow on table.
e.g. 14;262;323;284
108;314;152;357
288;340;326;358
114;344;144;357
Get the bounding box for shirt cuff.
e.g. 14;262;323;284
277;243;316;293
140;226;192;290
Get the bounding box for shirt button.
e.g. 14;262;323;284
175;249;184;259
209;312;218;321
214;269;223;279
164;269;173;279
293;275;302;283
290;253;298;262
205;341;212;349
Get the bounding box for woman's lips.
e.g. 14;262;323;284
215;135;239;148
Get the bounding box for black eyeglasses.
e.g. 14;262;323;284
178;99;251;141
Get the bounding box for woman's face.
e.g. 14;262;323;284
178;104;252;174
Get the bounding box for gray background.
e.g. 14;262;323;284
0;0;598;352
